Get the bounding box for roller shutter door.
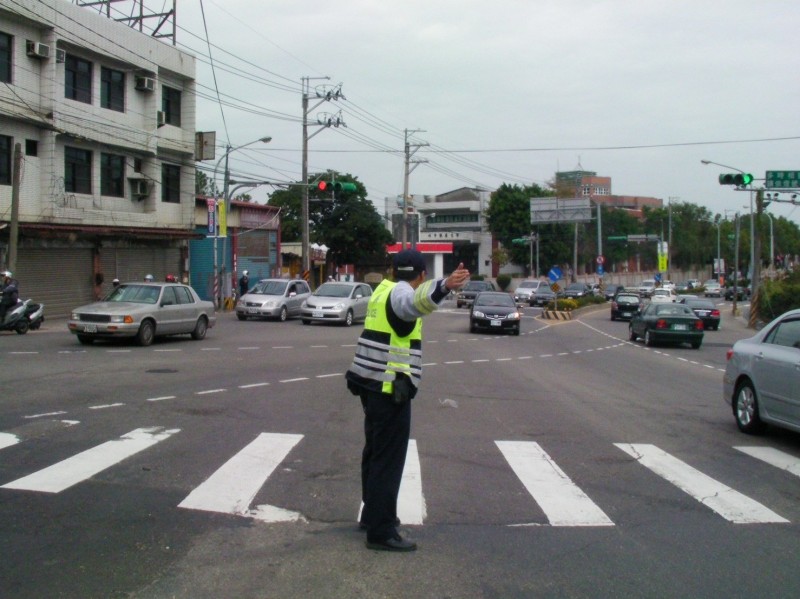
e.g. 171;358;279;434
98;247;181;289
189;230;215;301
15;248;94;319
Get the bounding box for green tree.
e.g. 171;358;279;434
269;172;392;271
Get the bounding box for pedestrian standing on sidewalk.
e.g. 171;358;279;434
346;249;470;552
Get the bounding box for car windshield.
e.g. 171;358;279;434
518;282;537;289
464;282;489;291
314;283;353;298
250;280;288;295
654;304;692;316
107;284;161;304
477;294;515;307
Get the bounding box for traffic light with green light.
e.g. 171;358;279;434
718;173;754;186
317;181;357;193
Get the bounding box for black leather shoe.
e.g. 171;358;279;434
359;517;400;531
365;535;417;552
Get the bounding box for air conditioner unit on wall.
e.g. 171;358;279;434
135;76;155;92
156;111;166;127
56;49;66;63
26;41;50;59
130;179;150;198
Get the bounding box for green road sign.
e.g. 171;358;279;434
607;236;627;241
766;171;800;189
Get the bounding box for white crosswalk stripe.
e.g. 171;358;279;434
615;443;789;524
497;440;614;527
1;424;797;526
178;432;304;522
734;446;800;478
1;427;180;493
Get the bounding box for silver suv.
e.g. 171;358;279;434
236;278;311;321
513;280;548;305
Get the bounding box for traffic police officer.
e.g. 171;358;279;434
346;249;470;551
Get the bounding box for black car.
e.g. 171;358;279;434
603;284;622;301
682;298;721;330
724;286;750;301
530;283;564;307
456;280;496;308
610;292;641;321
469;292;521;335
564;283;592;299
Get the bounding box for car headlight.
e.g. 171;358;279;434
263;300;277;308
71;312;79;320
301;301;308;308
109;315;126;323
507;312;520;320
473;310;485;318
333;302;345;310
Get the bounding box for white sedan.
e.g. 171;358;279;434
68;282;216;346
650;288;677;303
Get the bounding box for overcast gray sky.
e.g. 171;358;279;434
154;0;798;222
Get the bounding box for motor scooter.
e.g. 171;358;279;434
0;299;35;334
25;301;45;330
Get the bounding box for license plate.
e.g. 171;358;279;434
490;319;501;326
83;324;97;333
247;308;258;314
673;324;688;330
312;310;323;318
622;312;631;317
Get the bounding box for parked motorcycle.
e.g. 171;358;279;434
0;299;44;334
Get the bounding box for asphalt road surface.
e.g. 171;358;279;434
1;300;799;598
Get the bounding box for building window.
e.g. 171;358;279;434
65;55;92;104
162;163;180;203
0;135;11;185
0;32;11;84
25;139;37;156
65;147;92;194
162;86;181;126
101;153;125;197
100;67;125;112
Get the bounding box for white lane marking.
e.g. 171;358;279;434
280;377;308;383
615;443;788;524
196;389;226;395
0;432;20;451
310;345;328;348
2;427;180;493
237;347;260;350
398;440;426;525
444;360;464;365
238;383;270;389
735;446;800;478
496;440;614;527
471;359;490;363
201;347;222;351
154;349;181;353
358;439;426;526
9;351;38;355
88;403;124;410
316;373;341;379
496;358;512;362
24;411;67;419
178;432;304;522
147;396;176;402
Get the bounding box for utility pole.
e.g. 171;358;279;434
748;189;764;329
402;129;428;249
732;213;740;316
8;143;21;272
301;76;344;276
667;197;679;281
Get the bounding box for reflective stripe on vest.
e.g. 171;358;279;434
348;279;422;394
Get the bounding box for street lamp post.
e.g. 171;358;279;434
764;211;774;270
213;136;272;308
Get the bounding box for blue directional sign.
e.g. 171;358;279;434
596;264;604;276
654;272;662;283
548;266;562;282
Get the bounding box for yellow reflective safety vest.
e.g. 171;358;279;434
347;279;423;395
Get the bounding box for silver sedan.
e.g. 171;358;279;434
300;281;372;326
723;308;800;434
236;279;311;321
67;282;216;346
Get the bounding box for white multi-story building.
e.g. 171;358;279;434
0;0;196;316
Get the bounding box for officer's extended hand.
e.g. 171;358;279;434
445;263;470;291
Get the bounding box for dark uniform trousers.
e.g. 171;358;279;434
360;388;411;543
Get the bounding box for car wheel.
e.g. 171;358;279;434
77;334;94;345
734;380;765;434
344;310;354;327
457;301;463;308
512;326;520;336
644;330;654;346
137;320;155;347
278;306;288;322
470;322;477;333
191;316;208;340
302;319;311;325
15;319;29;334
236;314;247;321
691;340;702;349
628;325;637;342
